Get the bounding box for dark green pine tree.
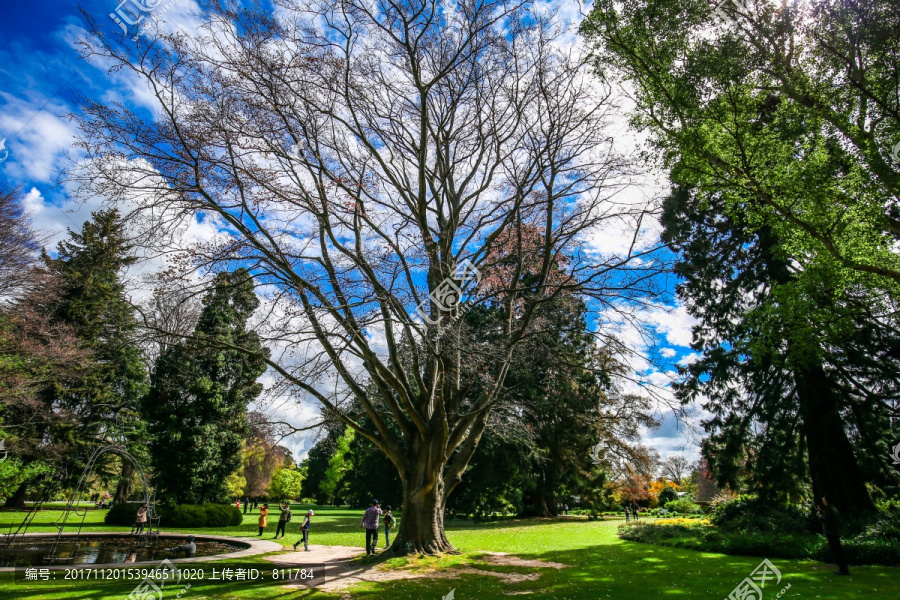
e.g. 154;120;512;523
144;268;269;504
451;296;648;518
45;209;148;496
661;187;880;512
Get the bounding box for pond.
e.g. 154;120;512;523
0;535;246;567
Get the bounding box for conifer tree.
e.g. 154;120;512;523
144;269;268;504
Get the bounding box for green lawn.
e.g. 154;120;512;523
1;506;897;599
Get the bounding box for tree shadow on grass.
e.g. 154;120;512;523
1;541;897;600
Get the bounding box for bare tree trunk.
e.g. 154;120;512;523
4;482;28;508
113;461;135;504
797;367;874;516
539;496;553;518
391;458;454;555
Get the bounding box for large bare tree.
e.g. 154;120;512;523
76;0;659;553
659;454;690;483
0;186;43;301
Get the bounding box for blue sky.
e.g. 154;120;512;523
0;0;702;466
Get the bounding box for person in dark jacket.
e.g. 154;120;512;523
383;506;395;549
293;509;313;551
275;502;292;539
817;495;849;575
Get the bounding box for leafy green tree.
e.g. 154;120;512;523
225;470;247;501
319;427;354;505
143;269;269;504
299;433;337;502
657;485;678;508
581;0;900;512
268;467;304;501
241;412;291;498
580;470;616;519
449;277;654;517
339;422;403;508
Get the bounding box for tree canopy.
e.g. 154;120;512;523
582;0;900;509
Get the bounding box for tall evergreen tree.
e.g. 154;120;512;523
582;0;900;511
143;269;269;504
450;296;653;517
45;209;148;501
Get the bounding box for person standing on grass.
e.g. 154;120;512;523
294;509;314;551
624;506;630;523
817;495;850;575
383;505;395;549
359;500;383;555
131;503;148;535
275;502;292;539
257;503;269;536
243;497;249;515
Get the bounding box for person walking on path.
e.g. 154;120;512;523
382;506;395;549
257;503;269;536
359;500;383;555
817;495;850;575
293;509;314;551
275;502;292;539
131;503;149;535
624;506;630;523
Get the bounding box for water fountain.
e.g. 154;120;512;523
0;442;165;565
0;423;272;568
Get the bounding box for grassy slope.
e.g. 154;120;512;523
0;506;897;599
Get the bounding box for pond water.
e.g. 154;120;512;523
0;536;245;567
